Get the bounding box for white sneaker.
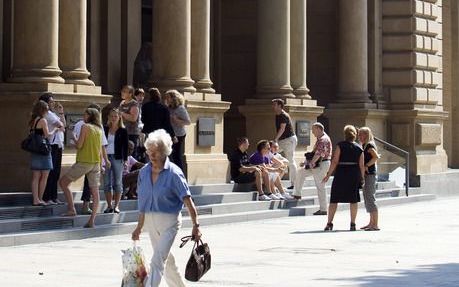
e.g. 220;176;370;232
280;192;294;200
268;193;280;200
258;194;272;201
276;193;285;200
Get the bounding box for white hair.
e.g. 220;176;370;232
145;129;173;156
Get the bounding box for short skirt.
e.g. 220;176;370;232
30;152;53;170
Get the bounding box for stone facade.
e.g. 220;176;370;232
0;0;458;191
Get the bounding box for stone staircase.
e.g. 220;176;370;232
0;179;434;247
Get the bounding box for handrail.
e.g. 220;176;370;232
374;137;409;196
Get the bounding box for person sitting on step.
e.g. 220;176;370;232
228;137;271;201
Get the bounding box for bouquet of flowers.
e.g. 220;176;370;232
121;243;149;287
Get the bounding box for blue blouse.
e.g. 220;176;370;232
137;158;191;214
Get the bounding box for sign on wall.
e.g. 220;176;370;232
296;120;311;146
198;117;216;146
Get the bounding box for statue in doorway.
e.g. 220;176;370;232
133;42;153;90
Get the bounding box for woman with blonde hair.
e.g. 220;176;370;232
103;108;129;214
164;89;191;171
59;108;103;228
28;100;59;206
322;125;365;231
358;127;380;231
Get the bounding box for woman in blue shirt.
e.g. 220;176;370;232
131;129;201;287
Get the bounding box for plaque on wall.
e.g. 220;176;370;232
296;120;311;146
198;117;216;146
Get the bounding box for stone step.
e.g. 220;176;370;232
288;194;436;216
0;209;291;247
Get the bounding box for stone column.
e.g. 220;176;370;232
191;0;215;93
152;0;195;93
290;0;310;99
59;0;94;85
336;0;371;104
9;0;64;83
256;0;294;98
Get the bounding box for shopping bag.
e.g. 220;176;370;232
179;236;211;282
121;242;149;287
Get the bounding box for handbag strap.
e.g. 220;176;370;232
179;235;203;248
31;117;42;133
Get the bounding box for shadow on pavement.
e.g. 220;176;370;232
320;263;459;287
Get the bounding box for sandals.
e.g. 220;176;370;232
61;211;77;217
324;222;333;231
365;226;380;231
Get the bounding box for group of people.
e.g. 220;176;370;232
26;87;192;227
229;98;380;231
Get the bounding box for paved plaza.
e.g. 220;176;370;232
1;197;458;287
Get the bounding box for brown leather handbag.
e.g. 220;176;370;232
179;236;211;282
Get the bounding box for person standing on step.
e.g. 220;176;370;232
294;122;332;216
39;93;66;205
28;101;59;206
228;137;271;201
119;85;140;159
322;125;365;231
358;127;380;231
103;108;128;214
272;98;297;190
164;89;191;172
132;129;201;287
60;108;104;228
73;104;110;215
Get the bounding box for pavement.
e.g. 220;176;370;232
1;196;459;287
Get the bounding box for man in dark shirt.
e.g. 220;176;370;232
272;98;298;190
228;137;271;201
141;88;177;142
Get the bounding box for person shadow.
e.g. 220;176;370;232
318;263;459;287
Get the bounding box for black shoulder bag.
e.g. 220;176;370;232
179;235;211;282
21;118;51;155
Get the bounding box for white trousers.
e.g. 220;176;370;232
294;160;330;211
144;212;186;287
278;135;298;185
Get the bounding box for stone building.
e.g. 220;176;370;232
0;0;458;193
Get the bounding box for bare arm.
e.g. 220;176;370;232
359;153;365;180
76;124;88;149
274;123;286;142
366;148;379;168
38;118;57;138
122;106;139;122
183;196;202;241
131;213;145;240
322;145;340;183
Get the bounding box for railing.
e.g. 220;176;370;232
373;137;409;196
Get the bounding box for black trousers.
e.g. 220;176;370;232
43;144;62;201
81;176;91;202
170;135;186;171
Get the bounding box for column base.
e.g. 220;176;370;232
293;86;311;99
335;92;373;104
9;68;65;84
324;108;389;144
153;78;196;93
183;93;231;183
61;69;95;86
194;79;215;94
255;85;295;99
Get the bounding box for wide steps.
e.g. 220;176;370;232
0;209;290;247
